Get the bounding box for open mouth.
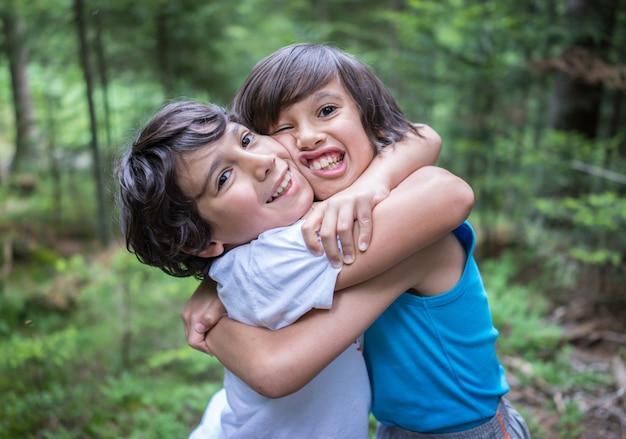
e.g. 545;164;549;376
268;170;292;203
307;152;344;171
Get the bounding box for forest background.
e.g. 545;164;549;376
1;0;625;438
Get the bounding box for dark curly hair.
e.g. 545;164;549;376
232;43;419;153
117;101;231;279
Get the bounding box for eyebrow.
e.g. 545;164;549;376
312;89;344;102
194;124;240;200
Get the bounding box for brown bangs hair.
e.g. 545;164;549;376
232;43;417;152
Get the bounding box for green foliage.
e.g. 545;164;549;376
533;347;610;389
1;1;624;437
556;401;585;439
0;246;221;438
0;326;78;371
536;192;625;267
146;346;224;380
482;252;563;356
86;372;221;439
517;132;626;294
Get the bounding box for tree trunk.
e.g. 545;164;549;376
44;91;62;226
93;9;112;149
0;2;38;175
74;0;111;246
548;0;618;138
603;89;626;165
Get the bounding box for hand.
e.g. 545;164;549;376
181;278;227;355
300;123;439;267
301;185;388;268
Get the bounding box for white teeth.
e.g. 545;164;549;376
310;155;339;171
270;171;291;201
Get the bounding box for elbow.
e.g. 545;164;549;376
425;166;474;224
454;175;474;222
246;357;307;399
416;123;443;161
256;383;299;400
429;128;443;158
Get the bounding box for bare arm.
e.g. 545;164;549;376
181;277;224;347
351;124;442;202
182;165;468;350
207;246;434;398
333;165;462;290
183;127;441;347
304;125;442;265
200;167;473;397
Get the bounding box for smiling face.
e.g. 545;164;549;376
176;122;314;254
268;78;375;200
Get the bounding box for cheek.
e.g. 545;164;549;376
272;134;298;160
208;198;262;242
353;151;374;176
344;130;375;170
346;147;374;181
311;178;350;201
227;211;266;244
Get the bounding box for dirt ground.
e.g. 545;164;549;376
508;292;626;439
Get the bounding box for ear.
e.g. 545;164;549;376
194;241;225;258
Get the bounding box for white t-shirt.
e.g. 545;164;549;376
192;221;370;439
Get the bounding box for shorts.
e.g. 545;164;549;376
375;398;531;439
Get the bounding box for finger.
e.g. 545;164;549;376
200;308;228;331
199;294;228;328
335;206;356;264
186;328;210;354
301;208;324;256
181;311;194;341
319;211;343;268
355;198;373;251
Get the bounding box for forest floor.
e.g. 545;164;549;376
508;286;626;439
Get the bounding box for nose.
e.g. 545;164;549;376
295;122;325;151
242;150;276;181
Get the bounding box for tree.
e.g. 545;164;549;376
0;1;38;175
548;0;620;138
74;0;110;246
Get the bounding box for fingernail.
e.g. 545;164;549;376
195;323;207;333
343;255;354;264
359;242;368;251
331;260;343;269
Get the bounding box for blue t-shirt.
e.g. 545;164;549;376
363;222;509;433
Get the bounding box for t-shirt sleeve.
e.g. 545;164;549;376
209;221;341;330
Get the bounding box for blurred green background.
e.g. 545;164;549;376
1;0;625;438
